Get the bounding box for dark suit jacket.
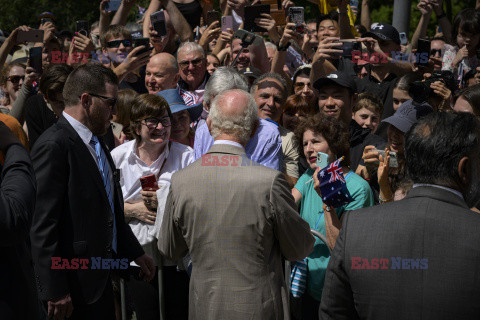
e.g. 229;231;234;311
0;144;38;319
30;116;144;306
319;186;480;320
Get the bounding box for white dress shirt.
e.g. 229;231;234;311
111;140;195;265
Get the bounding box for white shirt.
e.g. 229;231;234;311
63;111;114;202
111;140;195;265
413;183;464;201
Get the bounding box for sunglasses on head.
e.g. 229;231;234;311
106;39;132;48
6;75;25;84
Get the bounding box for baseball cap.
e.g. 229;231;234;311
364;22;400;45
38;12;56;22
313;71;357;94
156;89;203;122
382;100;433;133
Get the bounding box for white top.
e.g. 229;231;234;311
63;111;114;198
111;140;195;265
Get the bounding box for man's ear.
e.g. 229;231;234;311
174;73;180;84
206;116;212;135
80;93;91;110
458;156;470;189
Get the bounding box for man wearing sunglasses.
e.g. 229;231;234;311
100;25;151;93
30;64;154;319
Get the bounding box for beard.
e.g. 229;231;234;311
464;164;480;208
88;104;110;136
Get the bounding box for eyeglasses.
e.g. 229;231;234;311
142;117;171;129
294;82;311;90
178;58;204;70
6;75;25;84
88;93;117;107
106;39;132;48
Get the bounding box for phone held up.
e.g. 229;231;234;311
317;152;329;170
221;16;234;32
288;7;305;34
29;47;43;74
151;10;167;38
76;20;89;37
134;38;152;56
140;174;159;191
374;149;398;168
17;29;44;43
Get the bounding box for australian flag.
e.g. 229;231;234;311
317;158;353;208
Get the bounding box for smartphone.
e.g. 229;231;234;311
105;0;122;12
244;4;270;33
207;11;221;26
374;150;398;168
76;20;89;37
140;174;159;191
317;152;329;170
17;29;44;43
28;47;43;74
221;15;233;32
399;32;408;46
336;40;361;59
134;37;152;56
151;10;167;37
417;38;431;67
288;7;305;34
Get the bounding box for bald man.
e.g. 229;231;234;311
145;53;180;95
159;89;314;320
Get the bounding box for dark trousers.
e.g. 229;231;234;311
127;265;189;320
302;292;320;320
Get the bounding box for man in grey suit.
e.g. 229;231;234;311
320;112;480;320
159;89;315;319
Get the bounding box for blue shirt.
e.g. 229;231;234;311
193;118;283;171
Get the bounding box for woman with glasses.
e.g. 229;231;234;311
111;93;193;320
0;62;40;123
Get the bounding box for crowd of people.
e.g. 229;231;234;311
1;0;480;319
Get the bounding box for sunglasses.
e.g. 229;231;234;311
430;49;442;57
7;75;25;84
88;93;117;108
106;39;132;48
178;58;204;69
142;117;172;129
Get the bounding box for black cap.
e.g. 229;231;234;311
364;22;400;45
381;100;433;133
313;71;357;94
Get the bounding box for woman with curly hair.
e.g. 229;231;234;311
291;113;374;319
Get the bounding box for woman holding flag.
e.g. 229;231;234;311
291;114;374;319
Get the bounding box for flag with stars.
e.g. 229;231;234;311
318;158;353;208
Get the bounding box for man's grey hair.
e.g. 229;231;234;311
209;89;259;145
250;72;288;101
177;41;205;59
204;67;249;105
265;41;277;51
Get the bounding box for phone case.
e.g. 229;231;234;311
317;152;329;169
17;30;44;43
151;11;167;37
105;0;122;12
207;11;220;26
140;174;159;191
29;47;43;74
244;4;270;33
221;16;233;32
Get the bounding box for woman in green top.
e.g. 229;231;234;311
292;114;374;319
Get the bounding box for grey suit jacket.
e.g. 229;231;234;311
159;143;314;320
320;186;480;320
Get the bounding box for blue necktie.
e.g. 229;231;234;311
90;136;117;253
